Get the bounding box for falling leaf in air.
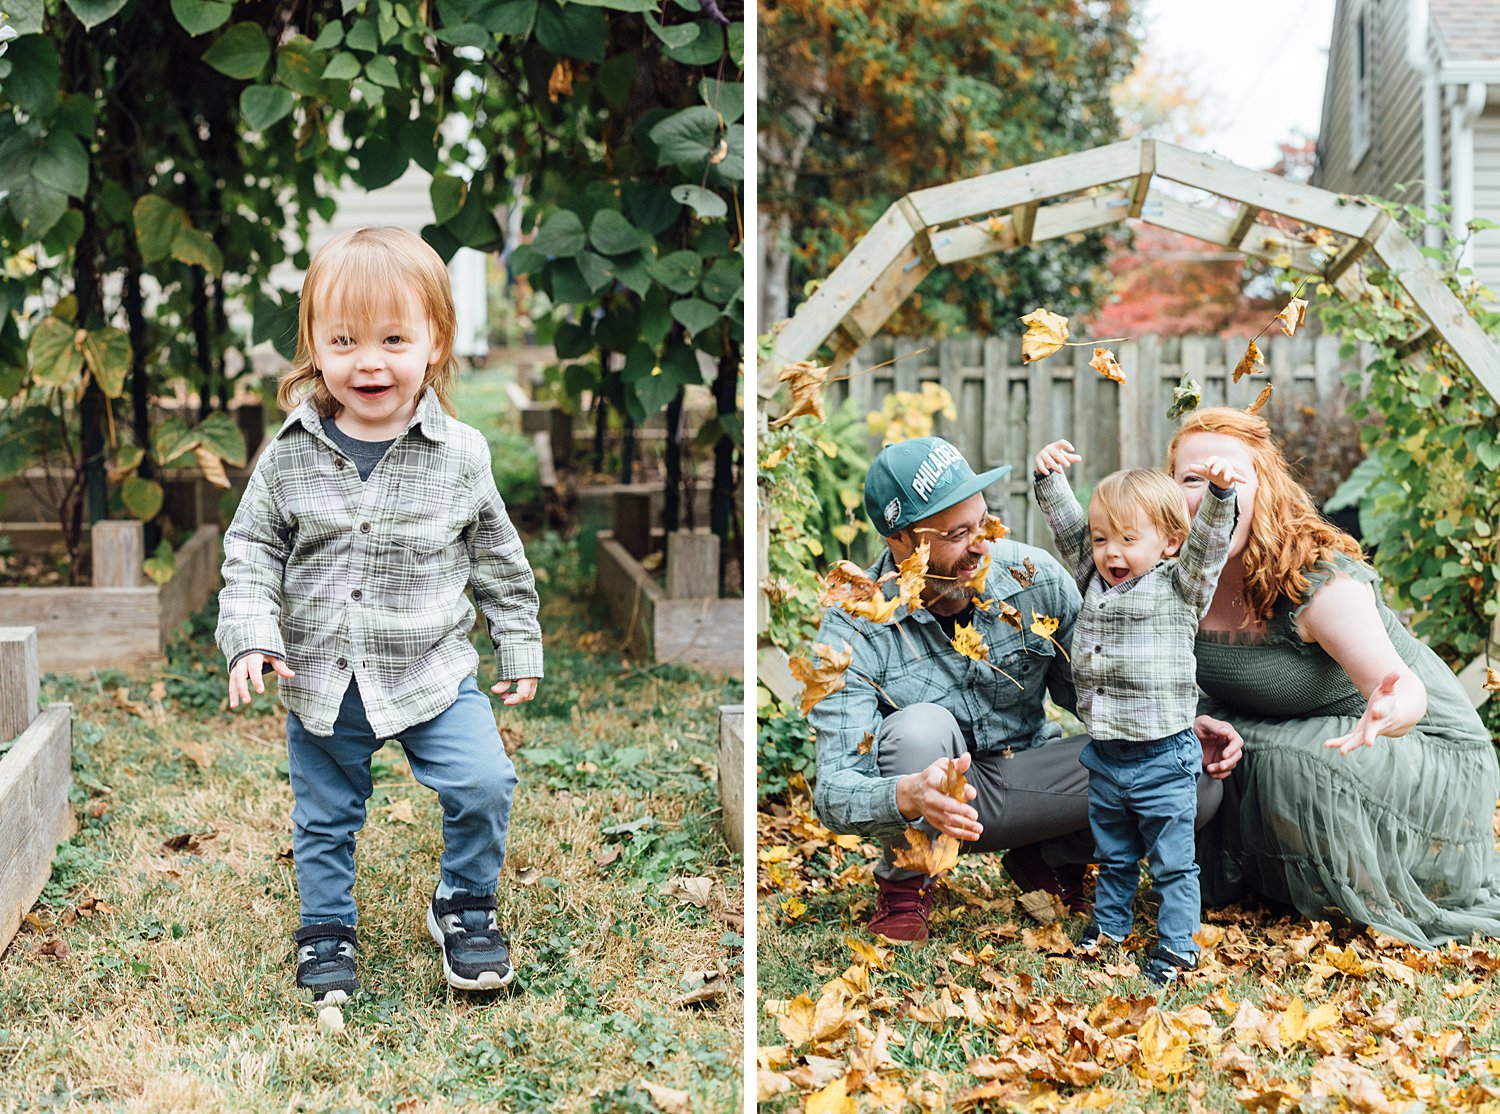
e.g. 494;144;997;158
1233;339;1264;383
1030;611;1071;661
1019;308;1070;364
980;513;1009;543
897;541;929;612
819;561;900;624
965;552;991;594
994;598;1025;634
1089;347;1126;384
789;641;854;716
1273;297;1308;336
385;798;417;824
1167;372;1202;420
769;360;830;429
1009;558;1036;588
1483;667;1500;692
1246;384;1274;416
951;622;990;662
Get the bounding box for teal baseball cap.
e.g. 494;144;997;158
863;437;1013;537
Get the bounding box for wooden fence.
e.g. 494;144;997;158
826;333;1362;554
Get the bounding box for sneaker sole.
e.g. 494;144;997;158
426;905;515;991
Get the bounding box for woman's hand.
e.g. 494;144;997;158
227;653;294;709
1193;713;1243;779
1034;440;1082;476
1324;671;1401;755
895;751;982;841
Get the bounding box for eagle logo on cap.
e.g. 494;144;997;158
883;497;901;528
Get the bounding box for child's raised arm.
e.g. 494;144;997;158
1034;439;1082;476
1172;455;1244;611
1031;439;1093;589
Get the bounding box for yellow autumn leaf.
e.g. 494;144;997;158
1020;307;1070;364
789;641;854;716
1246;383;1273;416
195;446;230;489
547;58;573;102
1089;347;1126;384
805;1076;854;1114
1273;297;1308;336
769;360;830;429
1134;1010;1192;1086
763;442;793;469
1483;667;1500;693
979;513;1009;542
1232;339;1265;384
897;540;929;612
1030;610;1071;661
950;621;989;662
781;894;808;922
891;828;960;878
965;552;991;594
819;561;900;624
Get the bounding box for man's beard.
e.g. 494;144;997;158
924;552;979;606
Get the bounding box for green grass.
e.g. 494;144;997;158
0;536;743;1113
756;792;1500;1111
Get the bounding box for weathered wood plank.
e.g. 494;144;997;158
666;529;719;600
0;627;39;741
157;526;220;645
0;587;160;672
0;704;73;957
1012;201;1039;246
846;241;933;344
596;532;659;660
1029;190;1131;242
906;138;1142;227
1128;139;1156;218
930;219;1016;265
1225;203;1260;249
91;521;144;588
1372;220;1500;403
1153;142;1386;238
716;704;745;854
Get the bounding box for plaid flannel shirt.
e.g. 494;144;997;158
808;536;1081;838
216;388;543;739
1033;469;1236;742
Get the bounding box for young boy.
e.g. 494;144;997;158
217;227;541;1002
1032;439;1241;985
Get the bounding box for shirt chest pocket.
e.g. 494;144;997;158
991;645;1050;695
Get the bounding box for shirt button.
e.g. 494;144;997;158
335;458;346;469
1097;687;1104;694
351;589;362;600
360;522;371;533
336;657;347;669
1094;644;1102;653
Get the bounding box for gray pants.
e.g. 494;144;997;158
874;702;1223;881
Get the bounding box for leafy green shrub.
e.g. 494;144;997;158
1314;198;1500;739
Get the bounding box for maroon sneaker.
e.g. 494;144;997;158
1002;844;1091;915
869;873;932;944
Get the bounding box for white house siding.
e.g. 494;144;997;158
1314;0;1358;191
1473;105;1500;296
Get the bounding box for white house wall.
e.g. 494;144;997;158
1473;104;1500;296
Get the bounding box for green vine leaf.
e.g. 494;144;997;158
81;326;131;399
28;317;83;387
121;477;165;522
62;0;128;30
202;23;271;80
240;85;296;131
170;0;233;36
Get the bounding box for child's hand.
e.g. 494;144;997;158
1193;455;1249;490
1034;440;1082;476
492;677;538;706
227;653;294;709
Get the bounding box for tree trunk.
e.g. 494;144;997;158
757;51;824;327
662;388;684;533
619;412;636;486
124;260;161;555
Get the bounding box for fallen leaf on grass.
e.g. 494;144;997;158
660;876;713;907
757;1070;794;1102
1308;1056;1397;1114
639;1080;692;1114
500;724;525;752
673;970;728;1008
790;642;854;716
806;1076;854;1114
1020;922;1074;955
514;866;541;886
385;799;417;824
36;938;69;959
1017;889;1068;925
113;687;150;717
317;1004;344;1034
176;739;213;769
593;845;621;867
161;830;218;854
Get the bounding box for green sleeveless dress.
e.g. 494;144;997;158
1193;554;1500;947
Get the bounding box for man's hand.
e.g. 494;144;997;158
492;677;539;706
1034;440;1082;476
1193;713;1243;779
227;653;294;709
895;751;982;841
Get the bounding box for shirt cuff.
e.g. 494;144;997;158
1208;482;1235;499
221;620;287;671
493;637;544;681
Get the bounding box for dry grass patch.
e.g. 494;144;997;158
0;535;743;1113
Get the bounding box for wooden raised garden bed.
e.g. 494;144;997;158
0;628;74;957
595;528;742;675
0;522;221;673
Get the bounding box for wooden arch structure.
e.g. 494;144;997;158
758;138;1500;705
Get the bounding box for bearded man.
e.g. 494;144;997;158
806;437;1240;944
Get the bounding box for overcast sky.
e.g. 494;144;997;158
1135;0;1339;170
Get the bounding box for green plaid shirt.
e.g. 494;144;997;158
808;537;1082;838
216;389;543;739
1034;469;1235;742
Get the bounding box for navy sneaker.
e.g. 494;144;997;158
293;923;359;1005
1077;923;1121;958
427;891;514;990
1143;945;1197;986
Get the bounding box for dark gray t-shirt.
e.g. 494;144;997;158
323;415;395;480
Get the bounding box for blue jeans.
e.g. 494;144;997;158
286;675;518;926
1079;729;1201;955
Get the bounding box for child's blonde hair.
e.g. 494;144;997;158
277;226;460;416
1088;469;1191;548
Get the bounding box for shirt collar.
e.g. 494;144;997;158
276;386;449;444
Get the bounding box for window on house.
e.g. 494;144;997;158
1349;5;1373;167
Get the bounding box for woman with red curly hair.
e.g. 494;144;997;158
1168;407;1500;946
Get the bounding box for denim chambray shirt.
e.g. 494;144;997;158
808;536;1081;838
216;388;543;739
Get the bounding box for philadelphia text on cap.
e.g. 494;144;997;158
910;441;966;502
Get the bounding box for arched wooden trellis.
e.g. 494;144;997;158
758;138;1500;706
